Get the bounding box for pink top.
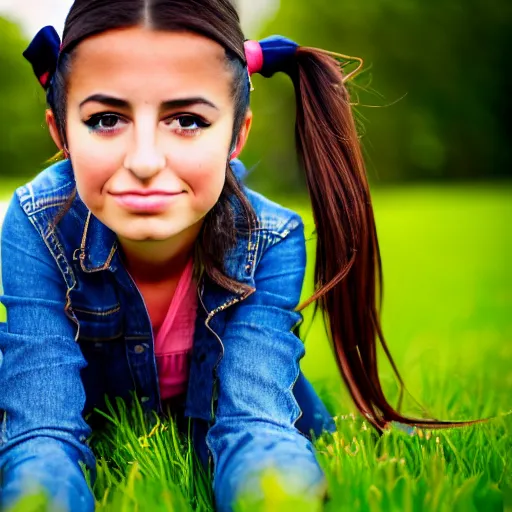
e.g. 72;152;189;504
154;258;197;400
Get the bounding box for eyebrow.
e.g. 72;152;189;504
79;94;219;111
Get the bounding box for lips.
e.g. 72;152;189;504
110;191;183;213
110;190;182;196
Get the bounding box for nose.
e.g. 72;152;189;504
124;121;166;180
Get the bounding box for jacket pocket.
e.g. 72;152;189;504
71;303;123;342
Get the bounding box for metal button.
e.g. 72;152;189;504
134;344;145;354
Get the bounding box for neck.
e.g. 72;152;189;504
118;224;201;284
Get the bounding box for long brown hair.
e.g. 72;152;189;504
47;0;490;432
286;47;491;431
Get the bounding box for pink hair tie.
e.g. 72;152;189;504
244;40;263;75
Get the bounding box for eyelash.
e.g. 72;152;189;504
83;112;211;136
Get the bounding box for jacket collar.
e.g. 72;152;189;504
77;209;119;273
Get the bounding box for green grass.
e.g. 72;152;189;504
3;182;512;511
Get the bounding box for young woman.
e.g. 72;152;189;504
0;1;485;511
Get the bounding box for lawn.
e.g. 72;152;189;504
2;182;511;511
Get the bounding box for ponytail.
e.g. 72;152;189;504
247;36;492;432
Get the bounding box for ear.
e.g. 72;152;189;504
230;109;253;161
45;109;65;151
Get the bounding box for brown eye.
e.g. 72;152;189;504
84;113;127;133
166;114;211;133
100;114;119;128
179;116;197;128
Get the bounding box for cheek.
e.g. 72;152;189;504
67;124;121;209
183;157;227;212
71;154;117;210
169;140;229;211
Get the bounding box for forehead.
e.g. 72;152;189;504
68;27;233;103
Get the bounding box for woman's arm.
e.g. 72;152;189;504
0;196;96;512
207;214;327;511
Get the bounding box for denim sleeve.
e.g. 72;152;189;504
207;215;327;511
0;196;96;512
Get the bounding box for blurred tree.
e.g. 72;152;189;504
241;0;512;194
0;17;55;178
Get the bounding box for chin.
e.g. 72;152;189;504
121;230;177;242
114;216;185;241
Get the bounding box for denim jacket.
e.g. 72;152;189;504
0;159;335;511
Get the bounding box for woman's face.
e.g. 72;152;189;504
49;27;250;247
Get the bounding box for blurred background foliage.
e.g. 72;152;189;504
242;0;512;195
0;18;54;181
0;0;510;192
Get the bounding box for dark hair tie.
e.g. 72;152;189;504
23;26;61;90
244;35;299;78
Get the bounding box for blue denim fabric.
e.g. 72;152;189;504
0;159;335;511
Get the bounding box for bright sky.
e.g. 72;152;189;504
0;0;73;37
0;0;279;39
